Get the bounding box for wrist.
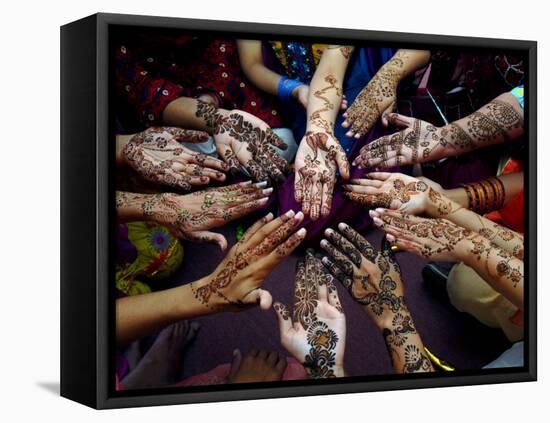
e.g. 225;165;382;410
453;234;486;263
370;304;412;331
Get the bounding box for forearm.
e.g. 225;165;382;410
456;236;524;309
237;40;283;96
306;46;352;134
385;49;431;81
438;92;524;156
116;277;212;346
372;306;434;374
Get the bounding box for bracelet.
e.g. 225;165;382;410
462;176;506;214
277;76;304;103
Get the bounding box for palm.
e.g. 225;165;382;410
212;109;289;182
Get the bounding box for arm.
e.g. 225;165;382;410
320;223;433;373
237;40;284;96
117;211;307;346
343;49;431;138
343;172;524;259
355;92;524;169
374;211;524;310
294;46;353;219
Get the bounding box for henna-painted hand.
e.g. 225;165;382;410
343;172;458;217
273;250;346;378
294;131;350;220
320;223;434;374
371;210;476;261
141;181;271;249
196;101;289;182
353;114;447;169
123;127;229;190
191;210;307;312
320;223;405;325
342;67;399;138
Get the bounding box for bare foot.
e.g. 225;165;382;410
121;321;200;389
228;349;287;383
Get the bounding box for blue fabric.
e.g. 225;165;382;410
277;77;305;103
510;85;524;109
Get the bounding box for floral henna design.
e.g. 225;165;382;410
293;253;319;329
122;126;225;190
303;321;339;378
195;100;288;182
402;345;433;373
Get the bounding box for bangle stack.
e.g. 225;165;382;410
277;76;304;103
461;177;506;214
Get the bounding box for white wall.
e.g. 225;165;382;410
0;0;546;420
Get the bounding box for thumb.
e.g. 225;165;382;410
380;101;397;127
273;302;293;336
179;230;228;251
335;148;351;180
167;127;210;143
243;288;273;310
386;113;416;129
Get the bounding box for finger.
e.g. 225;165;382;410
257;350;268;360
387;113;416;129
380;101;396;127
187;154;229;172
166;127;210;143
342;183;382;194
321;256;352;289
319;239;355;276
260;154;285;183
273;302;293;336
309;180;322;221
266;128;288;150
254;212;305;256
314;254;329;303
356;113;377;138
273;228;307;258
227;349;243;381
240;212;274;244
224;197;269;223
325;275;343;312
334;147;350;180
275;355;288;373
293;255;318;330
245;160;269;182
266;351;279;366
221;188;273;208
338;222;377;262
179;230;228;251
243;288;273;310
267;149;291;175
246;209;296;250
294;174;304;203
365;172;394;182
320;178;335;218
216;145;240;171
324;228;362;267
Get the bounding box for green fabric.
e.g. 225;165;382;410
116;221;184;296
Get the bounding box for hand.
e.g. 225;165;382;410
294;131;350;220
143;181;271;245
123;127;228;190
191;210;306;312
294;85;348;111
227;349;287;383
273;250;346;378
342;67;398;138
343;172;458;217
371;210;476;261
320;223;405;326
195;101;290;182
353;114;447;169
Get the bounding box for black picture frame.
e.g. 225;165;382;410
60;12;537;409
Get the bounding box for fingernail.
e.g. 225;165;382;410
294;211;304;221
297;228;306;236
338;222;347;231
259;197;269;204
264;212;274;221
373;217;384;227
285;209;295;218
375;208;386;213
263;188;273;195
242;180;252;186
386;234;396;242
255;181;268;188
320;239;328;247
368;210;376;218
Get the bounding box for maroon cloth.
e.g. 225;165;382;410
113;31;283;131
